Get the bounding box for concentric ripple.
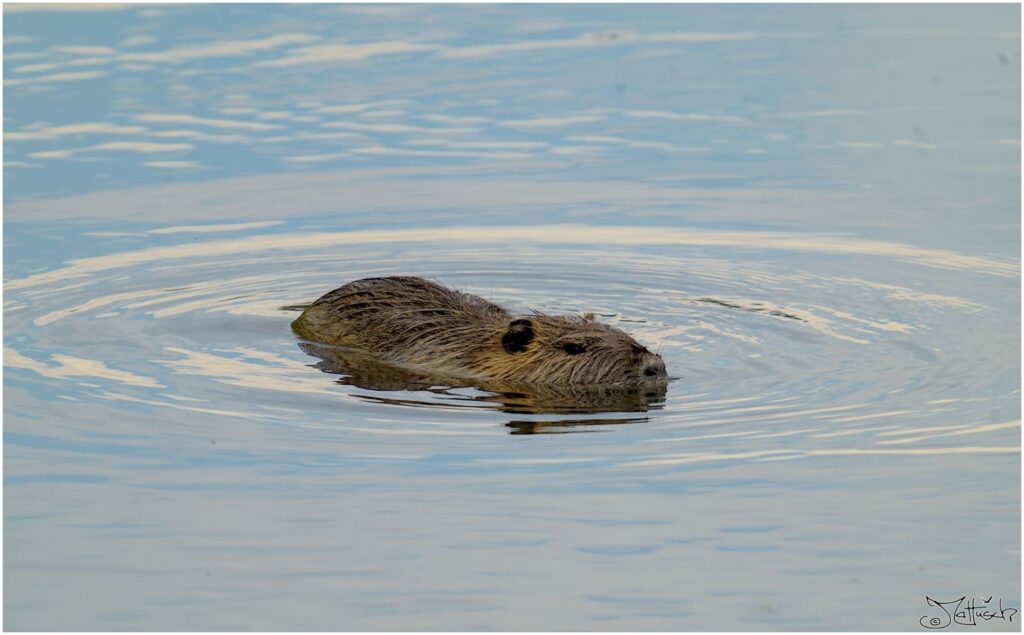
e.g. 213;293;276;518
5;223;1018;456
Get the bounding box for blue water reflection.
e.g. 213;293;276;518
4;3;1020;631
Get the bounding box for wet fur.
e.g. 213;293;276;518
292;276;667;386
299;341;667;415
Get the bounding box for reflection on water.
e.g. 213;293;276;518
4;3;1020;631
299;342;668;419
689;297;807;323
504;416;651;436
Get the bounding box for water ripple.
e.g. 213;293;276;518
5;223;1017;450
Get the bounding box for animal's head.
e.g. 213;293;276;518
482;314;667;385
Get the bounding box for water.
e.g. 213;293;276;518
4;4;1020;630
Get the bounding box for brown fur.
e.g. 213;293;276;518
292;276;667;386
298;341;667;415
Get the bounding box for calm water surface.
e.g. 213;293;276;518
4;4;1020;630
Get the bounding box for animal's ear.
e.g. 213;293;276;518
502;318;534;354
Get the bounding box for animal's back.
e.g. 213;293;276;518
292;276;509;363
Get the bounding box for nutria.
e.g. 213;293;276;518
292;276;667;387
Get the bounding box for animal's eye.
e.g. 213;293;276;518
563;342;585;355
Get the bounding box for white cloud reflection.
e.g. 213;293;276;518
567;135;700;153
6;123;147;141
134;113;281;131
118;33;318;64
322;121;479;135
617;444;1019;467
29;141;193;159
5;348;163;388
147;221;285;235
7;224;1017;294
253;41;440;67
4;70;108;86
497;115;605;129
3;3;138;12
143;160;204;170
350;145;530;160
51;45;116;56
119;34;156;48
625;110;745;124
440;30;753;59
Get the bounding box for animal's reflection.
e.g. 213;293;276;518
298;342;666;430
503;416;649;435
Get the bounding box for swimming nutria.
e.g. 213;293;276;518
292;276;667;386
